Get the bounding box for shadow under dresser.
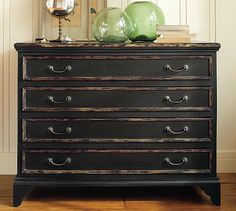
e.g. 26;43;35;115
13;42;221;207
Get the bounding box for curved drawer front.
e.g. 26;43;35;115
22;149;212;175
22;87;212;112
23;118;212;143
23;55;212;81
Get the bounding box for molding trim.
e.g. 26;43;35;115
0;153;16;175
217;151;236;173
1;152;235;175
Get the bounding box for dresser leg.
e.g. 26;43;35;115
13;183;34;207
200;183;221;206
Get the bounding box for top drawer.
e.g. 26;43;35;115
22;55;213;81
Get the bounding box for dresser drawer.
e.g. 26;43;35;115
23;118;212;143
22;149;212;175
22;87;212;112
22;55;212;81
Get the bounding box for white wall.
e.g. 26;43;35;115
0;0;41;174
216;0;236;172
0;0;235;174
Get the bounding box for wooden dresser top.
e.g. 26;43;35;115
14;42;221;51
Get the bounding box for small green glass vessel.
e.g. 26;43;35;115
93;7;133;43
125;1;165;42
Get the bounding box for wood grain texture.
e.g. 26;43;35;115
0;174;236;210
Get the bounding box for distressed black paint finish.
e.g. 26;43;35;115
22;149;212;175
22;55;212;81
200;183;221;206
23;118;212;143
22;87;212;112
13;184;33;207
14;42;221;50
14;42;220;207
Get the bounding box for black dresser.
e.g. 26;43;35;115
14;42;221;206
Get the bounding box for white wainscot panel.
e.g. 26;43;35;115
0;0;4;153
158;0;181;25
128;0;157;4
10;0;36;153
108;0;181;25
187;0;211;41
107;0;122;8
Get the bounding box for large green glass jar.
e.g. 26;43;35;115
93;7;133;43
125;1;165;42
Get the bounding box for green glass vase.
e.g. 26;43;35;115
93;7;133;43
125;1;165;42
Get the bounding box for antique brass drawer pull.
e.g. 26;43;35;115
47;96;72;104
47;157;72;167
47;127;72;135
164;64;189;73
164;95;188;104
164;157;188;166
165;126;189;135
48;65;72;74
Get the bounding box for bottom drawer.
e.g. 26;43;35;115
22;149;212;175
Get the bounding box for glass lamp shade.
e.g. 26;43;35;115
46;0;75;17
125;1;165;42
93;7;133;43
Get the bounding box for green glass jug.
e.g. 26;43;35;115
93;7;133;43
125;1;165;42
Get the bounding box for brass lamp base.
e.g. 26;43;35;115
50;17;73;43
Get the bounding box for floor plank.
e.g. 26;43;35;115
0;196;126;211
0;174;235;210
0;176;14;197
222;184;236;196
124;195;236;210
219;173;236;184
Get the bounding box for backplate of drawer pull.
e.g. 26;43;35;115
48;65;72;74
47;96;72;104
47;157;72;167
164;126;189;135
47;127;72;136
164;64;189;73
163;95;188;104
164;157;188;166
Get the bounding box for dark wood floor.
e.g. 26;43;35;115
0;174;236;210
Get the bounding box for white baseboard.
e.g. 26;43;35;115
217;151;236;173
0;153;17;175
0;152;236;175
